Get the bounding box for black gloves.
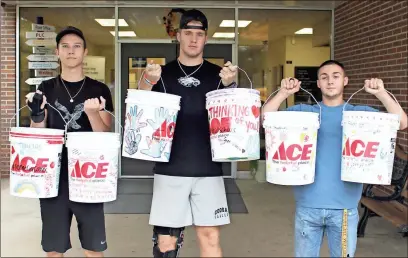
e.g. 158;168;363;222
28;92;45;123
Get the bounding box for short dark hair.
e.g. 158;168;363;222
56;26;87;49
318;60;346;75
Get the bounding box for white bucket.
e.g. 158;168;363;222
122;89;181;162
9;127;65;198
66;132;121;203
206;88;261;161
340;88;402;185
263;111;320;185
341;111;400;185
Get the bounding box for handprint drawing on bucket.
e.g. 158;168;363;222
141;107;177;161
124;105;147;155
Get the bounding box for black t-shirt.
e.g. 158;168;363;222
152;59;227;177
38;75;114;182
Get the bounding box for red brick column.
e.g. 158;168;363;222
0;4;16;177
334;0;408;150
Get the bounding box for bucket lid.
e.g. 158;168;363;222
67;132;120;140
263;111;320;128
126;89;181;109
10;127;65;136
206;88;260;99
127;89;181;101
342;111;400;128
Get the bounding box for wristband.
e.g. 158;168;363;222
144;77;155;86
27;92;44;115
225;82;237;88
31;110;45;123
144;73;158;85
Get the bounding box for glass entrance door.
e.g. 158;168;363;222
120;43;234;178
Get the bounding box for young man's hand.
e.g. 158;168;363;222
84;96;106;115
144;60;162;85
278;77;302;98
364;78;386;96
220;61;238;86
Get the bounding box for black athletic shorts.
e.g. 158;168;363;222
39;180;107;253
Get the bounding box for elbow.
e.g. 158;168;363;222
399;115;408;131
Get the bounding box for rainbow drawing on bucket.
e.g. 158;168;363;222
13;181;40;196
341;111;400;185
263;111;320;185
9;127;64;198
122;89;181;162
206;88;261;162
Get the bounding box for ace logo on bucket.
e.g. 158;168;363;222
70;160;109;179
342;138;379;158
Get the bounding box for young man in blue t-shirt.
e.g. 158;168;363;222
262;60;407;257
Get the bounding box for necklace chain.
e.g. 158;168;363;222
177;59;203;78
60;76;86;103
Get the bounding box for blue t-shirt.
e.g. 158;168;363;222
286;102;378;209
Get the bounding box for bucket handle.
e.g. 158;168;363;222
343;87;403;119
262;85;322;125
64;107;124;141
10;103;67;129
137;70;167;93
217;66;253;90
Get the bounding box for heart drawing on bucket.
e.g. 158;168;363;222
251;105;260;118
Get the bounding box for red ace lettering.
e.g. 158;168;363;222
153;120;176;139
71;161;109;178
272;143;313;161
11;154;48;173
342;139;379;158
210;117;232;135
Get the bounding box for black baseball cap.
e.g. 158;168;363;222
179;9;208;31
56;26;87;48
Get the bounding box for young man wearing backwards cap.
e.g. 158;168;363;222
262;60;408;257
138;9;237;258
25;26;114;257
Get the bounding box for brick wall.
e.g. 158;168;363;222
334;0;408;151
0;4;16;177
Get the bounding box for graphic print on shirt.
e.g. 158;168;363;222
54;99;84;130
178;76;201;87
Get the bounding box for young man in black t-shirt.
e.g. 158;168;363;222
137;9;237;258
26;26;114;257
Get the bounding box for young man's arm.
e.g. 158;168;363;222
365;78;408;130
27;85;48;128
262;78;302;114
139;61;162;91
85;99;111;132
85;85;115;132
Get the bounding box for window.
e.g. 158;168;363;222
119;7;235;41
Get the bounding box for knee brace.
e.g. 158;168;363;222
152;226;185;258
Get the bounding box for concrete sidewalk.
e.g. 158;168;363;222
1;178;407;257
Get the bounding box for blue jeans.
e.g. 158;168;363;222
294;207;359;257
